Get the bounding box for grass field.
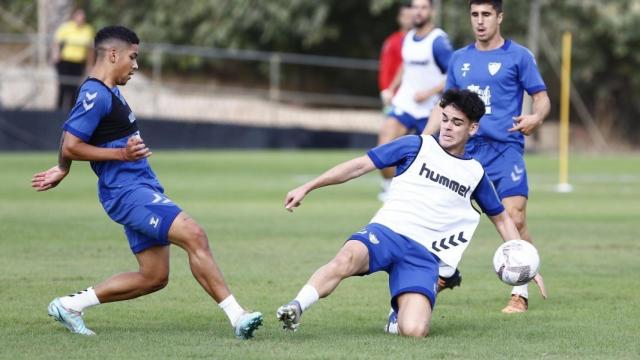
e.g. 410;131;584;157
0;150;639;359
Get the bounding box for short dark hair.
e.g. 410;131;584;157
469;0;502;13
94;26;139;48
439;89;486;123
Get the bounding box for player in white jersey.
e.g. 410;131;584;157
276;89;537;338
377;0;453;202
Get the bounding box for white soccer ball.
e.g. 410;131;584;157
493;240;540;286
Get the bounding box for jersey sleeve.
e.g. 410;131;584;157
519;49;547;95
62;82;112;142
471;173;505;216
433;35;453;74
53;23;68;42
444;52;458;91
367;135;422;171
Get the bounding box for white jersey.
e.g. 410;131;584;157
392;28;447;118
370;135;486;268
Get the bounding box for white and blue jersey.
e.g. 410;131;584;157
389;28;453;133
349;135;504;309
63;78;181;253
367;134;503;268
446;39;546;148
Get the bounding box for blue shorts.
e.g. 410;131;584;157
349;223;438;312
102;185;182;254
388;106;428;134
466;138;529;199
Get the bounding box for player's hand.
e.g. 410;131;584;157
31;165;68;191
533;273;547;299
121;135;152;161
509;114;543;136
380;89;394;106
413;89;433;103
284;186;308;212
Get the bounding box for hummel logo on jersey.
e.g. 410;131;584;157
82;92;97;111
431;231;469;252
461;63;471;77
152;193;172;204
368;232;380;245
149;217;159;228
488;62;502;76
128;112;136;123
511;165;524;182
419;163;471;198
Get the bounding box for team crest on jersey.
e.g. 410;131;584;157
368;232;380;245
461;63;471;77
488;62;502;76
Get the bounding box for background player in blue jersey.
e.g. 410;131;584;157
31;26;263;339
423;0;550;313
377;0;453;202
276;89;530;338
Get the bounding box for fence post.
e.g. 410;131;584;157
269;53;281;102
151;46;163;118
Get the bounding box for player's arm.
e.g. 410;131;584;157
62;131;150;162
488;210;520;241
509;91;550;136
284;156;376;212
381;64;404;106
31;132;150;192
413;80;445;103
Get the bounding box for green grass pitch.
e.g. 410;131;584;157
0;150;638;359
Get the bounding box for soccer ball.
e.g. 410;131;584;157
493;240;540;286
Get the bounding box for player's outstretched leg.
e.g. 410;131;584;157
235;311;264;339
47;298;95;336
168;212;263;339
276;300;302;331
277;240;369;332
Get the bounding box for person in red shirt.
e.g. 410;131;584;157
378;3;414;102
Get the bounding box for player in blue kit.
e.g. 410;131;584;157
276;89;527;338
31;26;262;339
422;0;550;313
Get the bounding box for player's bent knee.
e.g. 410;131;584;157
142;274;169;294
398;320;429;338
182;224;210;252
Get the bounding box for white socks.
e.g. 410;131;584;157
512;284;529;299
381;178;392;192
294;285;319;312
218;295;245;327
59;287;100;312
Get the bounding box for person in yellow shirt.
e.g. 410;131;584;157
51;8;94;111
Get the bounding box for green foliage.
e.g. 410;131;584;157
1;151;639;359
1;0;638;139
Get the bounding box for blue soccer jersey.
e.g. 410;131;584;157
63;79;162;204
445;40;546;147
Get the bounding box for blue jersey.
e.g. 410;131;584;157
445;40;546;147
367;135;504;216
63;79;162;204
